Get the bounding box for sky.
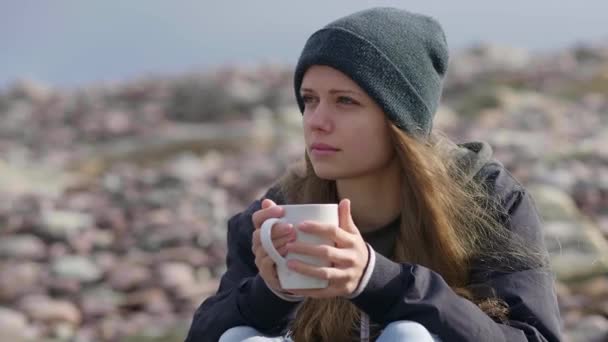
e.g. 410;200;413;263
1;0;607;89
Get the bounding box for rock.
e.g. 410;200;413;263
67;228;115;254
181;278;221;310
0;262;44;301
0;306;38;341
80;286;125;318
0;234;46;259
0;159;76;198
153;246;210;266
71;325;97;342
51;255;103;283
68;123;271;177
196;267;213;283
139;222;197;250
158;262;196;297
543;221;608;280
50;321;77;341
166;152;205;182
40;209;94;240
599;216;608;237
566;315;608;342
19;294;82;325
103;110;132;135
573;277;608;299
122;288;173;314
9;79;54;103
107;263;151;291
48;242;70;259
528;184;608;281
119;312;182;340
47;277;82;296
433;105;460;132
98;315;123;341
91;252;117;273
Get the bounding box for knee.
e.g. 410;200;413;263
382;321;437;341
219;326;262;342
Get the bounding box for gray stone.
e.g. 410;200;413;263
0;262;44;301
0;160;75;198
18;294;82;325
0;235;46;259
528;184;608;281
122;288;173;314
158;262;196;292
566;315;608;342
0;306;38;341
40;210;94;240
108;263;151;291
51;255;103;283
80;286;125;318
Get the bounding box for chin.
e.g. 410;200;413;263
311;165;343;180
312;163;364;181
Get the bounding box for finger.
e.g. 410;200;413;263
339;198;358;234
261;260;280;289
274;232;296;249
286;242;354;267
251;229;260;253
271;222;294;239
252;204;284;230
253;232;293;258
261;255;276;273
286;259;348;281
297;221;353;246
278;244;289;256
253;237;268;260
262;198;275;209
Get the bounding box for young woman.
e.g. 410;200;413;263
185;7;562;342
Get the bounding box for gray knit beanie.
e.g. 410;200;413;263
293;7;449;139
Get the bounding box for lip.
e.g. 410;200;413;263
310;143;340;157
310;143;340;151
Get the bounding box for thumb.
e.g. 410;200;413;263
261;198;277;209
339;198;358;234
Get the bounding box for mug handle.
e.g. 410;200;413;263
260;217;287;268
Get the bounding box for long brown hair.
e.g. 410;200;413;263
274;125;548;341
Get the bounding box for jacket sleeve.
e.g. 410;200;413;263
184;194;302;342
349;179;563;341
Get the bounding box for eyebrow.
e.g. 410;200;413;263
300;87;362;96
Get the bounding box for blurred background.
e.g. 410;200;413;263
0;1;607;341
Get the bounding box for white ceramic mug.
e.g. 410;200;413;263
260;204;338;290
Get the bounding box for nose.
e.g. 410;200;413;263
304;101;333;132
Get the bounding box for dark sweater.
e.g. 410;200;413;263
184;141;563;342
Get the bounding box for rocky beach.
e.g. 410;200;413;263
0;42;607;341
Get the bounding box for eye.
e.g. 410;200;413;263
337;96;357;105
302;94;317;104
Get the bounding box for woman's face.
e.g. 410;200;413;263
301;65;395;180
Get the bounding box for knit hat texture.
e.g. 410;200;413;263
293;7;449;138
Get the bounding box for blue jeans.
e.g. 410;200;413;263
219;321;442;341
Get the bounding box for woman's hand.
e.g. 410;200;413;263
251;199;296;293
286;199;369;298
